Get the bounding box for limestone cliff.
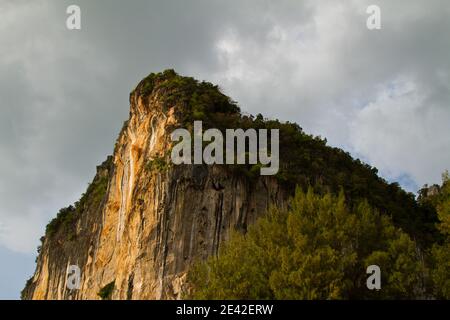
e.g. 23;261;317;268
22;71;287;300
23;70;437;300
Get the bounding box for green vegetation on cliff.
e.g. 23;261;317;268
145;155;169;173
44;157;111;240
135;69;240;127
98;281;115;300
423;171;450;298
135;70;439;246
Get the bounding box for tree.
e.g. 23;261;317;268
430;171;450;298
186;187;425;299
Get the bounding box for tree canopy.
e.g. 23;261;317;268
186;187;428;299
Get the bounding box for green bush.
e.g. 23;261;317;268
132;69;240;126
186;187;426;299
45;206;76;238
139;73;156;96
21;277;33;300
146;156;169;172
429;172;450;298
98;281;115;300
44;171;109;239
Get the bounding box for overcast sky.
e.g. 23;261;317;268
0;0;449;299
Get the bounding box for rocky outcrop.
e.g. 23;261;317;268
23;72;287;300
24;70;437;300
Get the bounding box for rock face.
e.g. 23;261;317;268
22;73;287;300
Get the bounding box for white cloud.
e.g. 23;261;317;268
350;78;450;188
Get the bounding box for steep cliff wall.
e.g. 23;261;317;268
22;73;287;300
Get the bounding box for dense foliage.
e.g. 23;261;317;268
145;155;169;172
98;281;115;300
135;69;240;127
186;187;429;299
425;172;450;298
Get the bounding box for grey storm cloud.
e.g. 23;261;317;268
0;0;449;298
